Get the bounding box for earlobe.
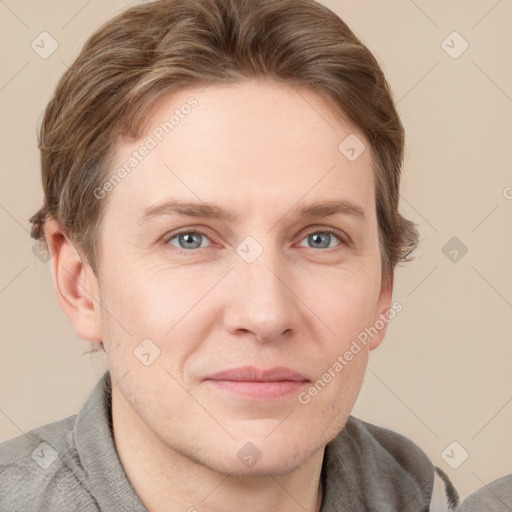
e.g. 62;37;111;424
44;218;103;343
368;272;394;351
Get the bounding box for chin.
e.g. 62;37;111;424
220;452;311;478
206;435;321;477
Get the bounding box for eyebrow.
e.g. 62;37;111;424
139;198;365;224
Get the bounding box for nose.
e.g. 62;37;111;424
223;248;300;344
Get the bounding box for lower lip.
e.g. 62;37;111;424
206;380;309;400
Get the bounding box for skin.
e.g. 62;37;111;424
45;78;393;512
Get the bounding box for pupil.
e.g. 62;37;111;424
311;233;328;248
182;233;199;248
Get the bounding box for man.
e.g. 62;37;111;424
1;0;461;510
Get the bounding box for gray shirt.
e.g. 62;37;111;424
1;371;459;511
458;474;512;511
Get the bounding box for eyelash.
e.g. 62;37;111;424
163;227;349;255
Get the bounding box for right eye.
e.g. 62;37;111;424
165;229;213;253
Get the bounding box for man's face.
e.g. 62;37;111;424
94;79;391;475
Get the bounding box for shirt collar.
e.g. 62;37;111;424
73;370;148;511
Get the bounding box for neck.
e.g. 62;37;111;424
111;387;324;512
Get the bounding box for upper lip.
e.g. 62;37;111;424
205;366;309;382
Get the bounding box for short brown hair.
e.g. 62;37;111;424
30;0;418;286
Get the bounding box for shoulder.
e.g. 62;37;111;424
325;416;460;511
352;417;435;479
0;415;99;512
458;474;512;511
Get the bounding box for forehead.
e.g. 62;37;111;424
105;79;375;223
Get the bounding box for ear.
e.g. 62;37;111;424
368;271;394;351
44;217;103;344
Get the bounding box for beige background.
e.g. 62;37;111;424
1;0;511;501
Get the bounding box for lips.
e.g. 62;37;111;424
205;366;309;383
204;366;310;401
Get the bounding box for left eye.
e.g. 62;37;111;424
297;230;343;250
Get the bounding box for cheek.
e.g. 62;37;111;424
303;264;381;346
101;261;199;328
97;261;222;369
